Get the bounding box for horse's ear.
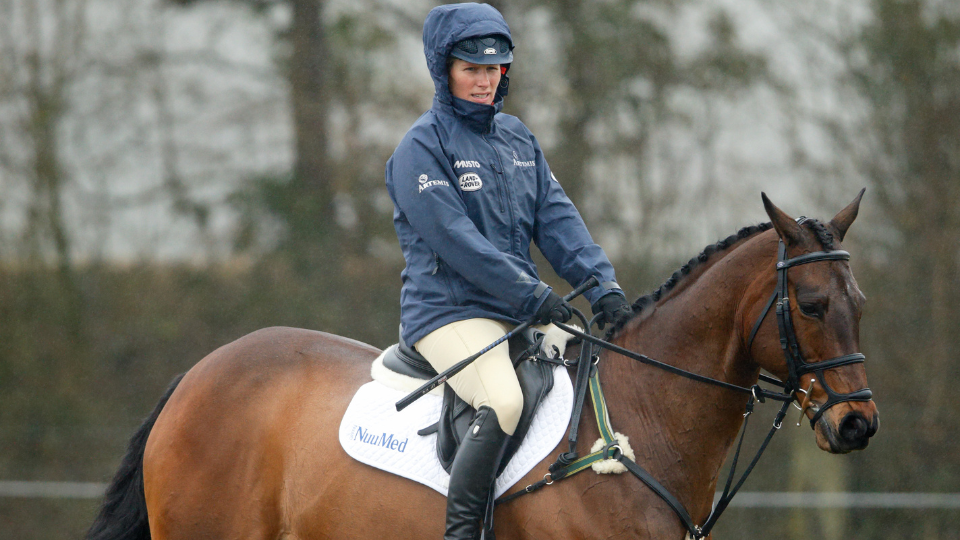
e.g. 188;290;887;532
829;188;865;242
761;192;804;246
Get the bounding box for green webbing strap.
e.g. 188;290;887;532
552;367;621;478
498;365;701;539
589;367;699;535
590;367;617;444
495;446;612;506
496;332;793;539
497;366;621;505
499;364;702;536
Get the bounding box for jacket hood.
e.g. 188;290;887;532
422;3;513;110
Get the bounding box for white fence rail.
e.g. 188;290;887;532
2;481;959;509
725;492;960;509
0;481;107;499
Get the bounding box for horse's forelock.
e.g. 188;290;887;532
803;218;837;251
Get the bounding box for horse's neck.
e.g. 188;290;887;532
597;236;773;523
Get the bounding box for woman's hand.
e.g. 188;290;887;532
592;293;633;330
536;291;573;325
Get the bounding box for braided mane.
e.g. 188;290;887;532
607;218;837;338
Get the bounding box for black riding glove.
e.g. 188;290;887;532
592;293;632;330
536;291;573;325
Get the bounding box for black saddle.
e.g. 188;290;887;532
381;327;557;475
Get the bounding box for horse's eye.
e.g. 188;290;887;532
798;302;824;318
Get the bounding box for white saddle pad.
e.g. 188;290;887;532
339;363;573;498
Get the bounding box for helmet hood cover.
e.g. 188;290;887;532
422;3;514;104
450;34;513;65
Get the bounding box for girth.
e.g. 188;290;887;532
747;234;872;427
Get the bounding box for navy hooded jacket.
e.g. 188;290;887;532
387;3;622;346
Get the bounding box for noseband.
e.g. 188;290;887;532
746;226;873;427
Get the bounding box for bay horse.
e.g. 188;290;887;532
88;193;879;540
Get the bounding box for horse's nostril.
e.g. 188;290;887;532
839;413;869;443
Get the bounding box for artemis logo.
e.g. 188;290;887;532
458;173;483;191
512;151;535;167
454;160;481;169
418;174;450;193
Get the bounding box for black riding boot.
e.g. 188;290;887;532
444;406;510;540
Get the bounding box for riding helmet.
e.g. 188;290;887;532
449;34;513;65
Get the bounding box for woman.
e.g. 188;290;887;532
385;4;631;538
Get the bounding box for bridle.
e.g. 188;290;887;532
746;221;873;427
499;224;876;539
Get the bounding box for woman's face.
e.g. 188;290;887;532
448;59;501;106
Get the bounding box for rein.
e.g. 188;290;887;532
501;318;791;539
497;229;872;539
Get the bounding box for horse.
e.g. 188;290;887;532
87;192;879;540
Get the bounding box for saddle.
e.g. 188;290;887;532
380;327;559;475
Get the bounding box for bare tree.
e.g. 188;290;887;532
850;0;960;435
0;0;84;270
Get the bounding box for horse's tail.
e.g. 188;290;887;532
87;373;185;540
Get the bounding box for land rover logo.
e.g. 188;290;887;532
458;173;483;191
484;47;497;55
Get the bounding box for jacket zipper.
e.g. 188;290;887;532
482;134;506;214
485;133;521;254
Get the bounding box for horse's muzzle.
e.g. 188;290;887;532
820;411;879;453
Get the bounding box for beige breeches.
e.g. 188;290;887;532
416;318;524;435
